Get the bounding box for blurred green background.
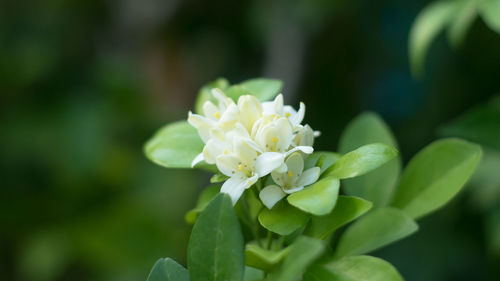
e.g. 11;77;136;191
1;0;499;280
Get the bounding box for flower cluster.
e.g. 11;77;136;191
188;90;320;207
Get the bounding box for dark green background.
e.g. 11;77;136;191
1;0;499;280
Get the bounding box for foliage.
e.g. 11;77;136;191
143;78;481;281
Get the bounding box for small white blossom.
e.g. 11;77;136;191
187;89;319;204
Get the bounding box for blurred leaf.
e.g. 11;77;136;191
409;1;455;77
188;194;244;281
287;177;340;215
304;151;341;175
244;266;265;281
439;97;500;150
339;112;401;208
479;0;500;33
144;121;204;169
447;0;478;47
334;207;418;258
468;148;500;211
391;138;482;219
304;255;404;281
245;244;290;271
266;236;325;281
324;144;398;179
258;201;310;235
146;258;189;281
194;78;230;114
305;196;373;240
185;185;220;224
226;78;283;102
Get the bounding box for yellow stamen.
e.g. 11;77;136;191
288;171;293;177
272;137;279;143
238;164;243;171
285;112;291;117
223;149;229;155
213;111;221;119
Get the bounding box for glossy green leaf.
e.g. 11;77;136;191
324;143;398;180
339;112;401;208
305;196;373;239
287;177;340;215
194;78;230;114
439;97;500;150
479;0;500;34
147;258;189;281
304;255;403;281
144;121;204;169
409;1;455;77
304;151;341;175
266;236;325;281
334;207;418;258
245;244;290;271
225;78;282;102
185;185;220;224
258;201;310;235
447;0;478;47
391;138;482;219
188;193;244;281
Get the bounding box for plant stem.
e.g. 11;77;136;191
265;230;273;250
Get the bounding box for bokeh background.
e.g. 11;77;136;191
1;0;499;280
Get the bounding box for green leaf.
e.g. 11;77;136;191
258;201;310;235
287;177;340;215
225;78;282;102
147;258;189;281
305;196;373;240
447;0;478;48
245;244;290;271
339;112;401;208
210;173;229;183
188;193;244;281
439;97;500;150
266;236;325;281
409;1;455;77
304;151;341;175
194;78;230;114
324;144;398;180
304;255;404;281
479;0;500;34
244;266;265;281
334;207;418;258
185;185;220;224
391;138;482;219
144;121;204;169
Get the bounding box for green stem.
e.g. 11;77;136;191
265;230;273;250
242;191;262;247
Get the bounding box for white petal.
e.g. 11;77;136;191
238;95;263;131
273;94;284;115
255;152;285;177
289;102;305;125
286;145;313;155
203;101;219;120
203;139;230;164
187;112;216;142
221;176;249;205
233;137;258;165
219;103;239;129
285;152;304;180
191;152;205;167
283;185;304;194
259;185;286;209
296;167;320;187
216;154;241;177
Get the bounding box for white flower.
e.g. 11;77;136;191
215;137;260;204
251;116;313;176
259;152;320;209
187;88;320;205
